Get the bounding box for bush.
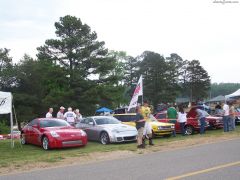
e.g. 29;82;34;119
0;121;10;134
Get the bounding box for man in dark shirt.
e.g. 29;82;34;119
135;107;146;148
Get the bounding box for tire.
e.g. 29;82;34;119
184;125;194;135
100;132;110;145
42;136;50;150
21;133;27;145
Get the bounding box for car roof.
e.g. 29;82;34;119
37;118;65;121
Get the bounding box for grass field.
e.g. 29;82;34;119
0;126;239;170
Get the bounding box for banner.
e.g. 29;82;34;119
0;91;12;114
128;75;143;111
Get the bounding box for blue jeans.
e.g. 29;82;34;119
169;120;176;137
229;117;235;131
200;117;206;134
180;122;185;135
223;116;230;132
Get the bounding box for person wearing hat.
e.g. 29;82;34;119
57;106;65;119
64;107;76;126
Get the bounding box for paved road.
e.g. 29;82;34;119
1;138;240;180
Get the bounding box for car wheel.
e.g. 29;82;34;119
185;125;194;135
42;136;50;150
100;132;110;145
21;134;27;145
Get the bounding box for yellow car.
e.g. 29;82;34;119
113;113;175;137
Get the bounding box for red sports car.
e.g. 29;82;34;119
21;118;87;150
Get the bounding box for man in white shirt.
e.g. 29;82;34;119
64;107;76;126
57;106;65;119
46;108;53;118
222;102;230;132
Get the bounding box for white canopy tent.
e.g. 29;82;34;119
225;89;240;99
0;91;14;148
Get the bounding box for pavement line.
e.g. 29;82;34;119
166;161;240;180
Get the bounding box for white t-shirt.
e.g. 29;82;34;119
64;111;76;123
46;112;52;118
57;111;64;119
177;112;187;123
223;104;229;116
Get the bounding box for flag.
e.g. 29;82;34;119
0;91;12;114
128;75;143;111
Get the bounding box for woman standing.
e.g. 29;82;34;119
177;106;187;136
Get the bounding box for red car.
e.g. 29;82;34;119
188;107;223;129
21;118;88;150
155;110;209;135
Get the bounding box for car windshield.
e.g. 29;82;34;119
40;119;70;128
95;117;120;125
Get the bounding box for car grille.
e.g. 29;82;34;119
62;140;82;146
117;137;123;141
161;126;172;129
123;136;136;141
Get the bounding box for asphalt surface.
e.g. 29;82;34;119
1;138;240;180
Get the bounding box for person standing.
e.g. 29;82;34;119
135;107;146;149
75;109;83;123
167;104;177;137
141;101;154;146
229;102;236;131
223;101;230;132
46;108;53;118
57;106;65;119
64;107;76;126
196;107;207;135
177;106;187;136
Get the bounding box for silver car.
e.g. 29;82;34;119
76;116;137;144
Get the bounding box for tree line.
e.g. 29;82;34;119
0;15;211;124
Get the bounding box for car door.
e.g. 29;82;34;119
25;119;37;144
31;120;42;145
28;119;40;144
77;118;94;140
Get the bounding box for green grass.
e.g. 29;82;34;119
0;126;239;168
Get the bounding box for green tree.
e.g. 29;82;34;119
37;15;122;114
0;48;15;91
137;51;177;107
13;55;70;122
210;83;240;97
184;60;211;101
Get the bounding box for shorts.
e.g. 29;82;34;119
143;122;152;135
137;127;144;137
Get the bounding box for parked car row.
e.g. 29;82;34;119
154;106;223;135
19;107;225;150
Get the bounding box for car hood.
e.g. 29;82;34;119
150;121;174;126
206;116;223;120
43;127;82;134
98;124;136;132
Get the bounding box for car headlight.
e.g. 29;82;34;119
171;125;175;129
80;130;87;136
50;131;59;137
111;129;120;133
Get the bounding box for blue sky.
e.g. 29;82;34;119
1;0;240;83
